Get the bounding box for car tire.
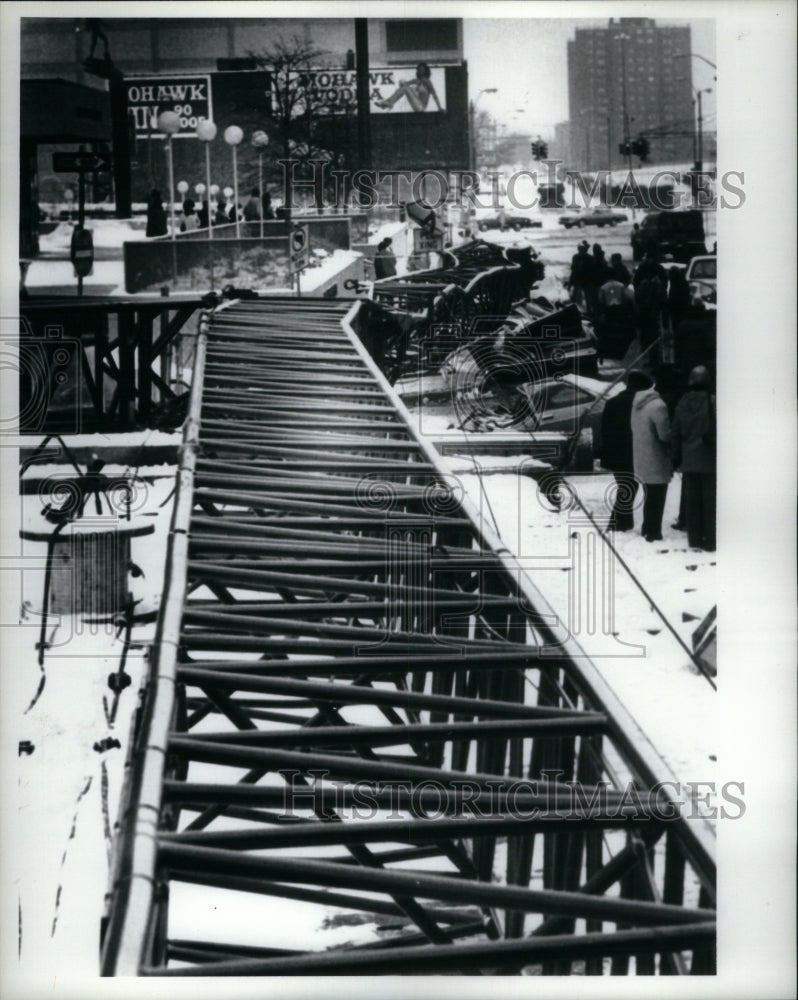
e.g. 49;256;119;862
478;223;488;232
610;220;618;227
577;220;585;228
513;222;523;231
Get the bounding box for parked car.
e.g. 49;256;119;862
634;209;706;263
558;207;628;229
478;213;543;232
684;255;717;310
516;373;623;451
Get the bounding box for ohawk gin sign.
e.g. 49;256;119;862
127;75;213;137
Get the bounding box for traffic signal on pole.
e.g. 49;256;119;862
531;140;547;161
632;136;650;162
619;141;632;156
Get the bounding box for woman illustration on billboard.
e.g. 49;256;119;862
374;63;442;112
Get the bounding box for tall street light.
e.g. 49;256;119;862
577;107;596;172
469;88;497;172
224;125;244;237
157;110;181;240
252;130;270;237
197;119;218;239
616;32;636;219
693;86;712;172
674;51;717;80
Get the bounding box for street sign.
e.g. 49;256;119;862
53;150;112;174
70;227;94;279
289;225;310;273
413;228;444;253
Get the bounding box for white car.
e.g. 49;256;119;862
685;255;716;310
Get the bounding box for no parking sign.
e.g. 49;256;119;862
290;226;310;273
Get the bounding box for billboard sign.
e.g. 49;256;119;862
287;66;447;115
127;75;213;138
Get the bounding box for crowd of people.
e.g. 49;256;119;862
600;363;716;551
566;238;709;369
145;187;277;237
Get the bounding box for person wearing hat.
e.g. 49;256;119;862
671;365;716;551
600;370;653;531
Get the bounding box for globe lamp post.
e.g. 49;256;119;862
252;130;269;236
197;119;218;237
224;125;244;237
157;110;181;240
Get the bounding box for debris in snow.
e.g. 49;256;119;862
92;737;122;754
19;741;35;756
107;671;132;694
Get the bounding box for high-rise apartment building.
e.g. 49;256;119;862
567;18;695;171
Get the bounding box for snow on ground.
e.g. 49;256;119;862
12;467;175;978
459;470;716;781
406;395;717;792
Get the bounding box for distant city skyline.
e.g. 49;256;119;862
462;17;716;139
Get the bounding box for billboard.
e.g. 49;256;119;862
290;66;447;115
127;75;213;138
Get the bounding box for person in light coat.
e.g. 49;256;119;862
631;376;673;541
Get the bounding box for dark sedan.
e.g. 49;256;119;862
558;207;628;229
478;213;543;232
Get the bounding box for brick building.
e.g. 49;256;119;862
566;18;695;171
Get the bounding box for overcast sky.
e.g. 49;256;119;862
462;17;716;137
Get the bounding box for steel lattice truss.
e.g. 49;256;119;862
101;298;715;976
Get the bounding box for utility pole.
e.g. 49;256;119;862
83;50;132;218
354;19;372;172
618;32;635;219
696;87;705;172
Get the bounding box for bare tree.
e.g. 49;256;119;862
250;37;359;218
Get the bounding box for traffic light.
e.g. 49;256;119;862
619;141;632;156
531;139;548;160
631;137;650;162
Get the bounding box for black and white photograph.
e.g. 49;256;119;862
0;2;794;997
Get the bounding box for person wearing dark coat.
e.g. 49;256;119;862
568;241;594;314
600;370;653;531
609;253;631;285
373;238;397;279
671;365;716;550
667;266;692;333
145;189;168;237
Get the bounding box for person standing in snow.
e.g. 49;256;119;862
373;238;397;279
631;372;673;542
600;370;653;531
671;365;716;551
145;189;167;237
568;241;594;314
